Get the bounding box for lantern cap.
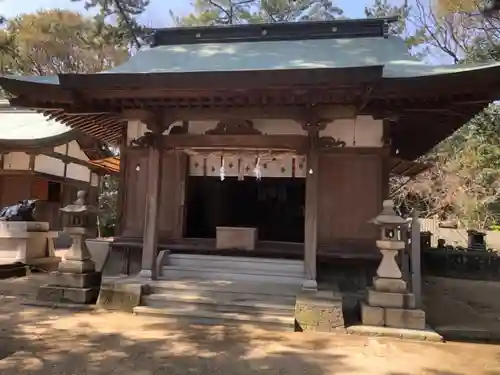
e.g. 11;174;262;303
370;199;408;226
60;190;99;215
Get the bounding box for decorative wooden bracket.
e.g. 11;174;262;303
130;132;163;149
301;118;329;135
318;136;346;149
205;119;261;135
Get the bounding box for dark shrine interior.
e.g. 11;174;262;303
185;176;305;243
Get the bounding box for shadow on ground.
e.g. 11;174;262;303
0;275;499;375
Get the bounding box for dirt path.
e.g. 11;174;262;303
0;275;499;375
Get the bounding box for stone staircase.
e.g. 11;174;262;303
133;254;304;331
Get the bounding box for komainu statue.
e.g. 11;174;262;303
0;199;38;221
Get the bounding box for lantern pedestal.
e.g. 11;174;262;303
37;191;101;304
361;200;426;330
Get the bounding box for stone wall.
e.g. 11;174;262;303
422;276;500;332
420;218;500;249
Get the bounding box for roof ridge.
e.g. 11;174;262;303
150;17;398;46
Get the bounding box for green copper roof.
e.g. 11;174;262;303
3;35;500;87
102;36;500;78
0;101;71;141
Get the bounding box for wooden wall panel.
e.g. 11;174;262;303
158;151;187;241
317;153;384;253
0;175;33;207
121;149;148;238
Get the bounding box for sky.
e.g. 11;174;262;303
0;0;382;26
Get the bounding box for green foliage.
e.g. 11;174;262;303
0;10;128;75
71;0;150;47
174;0;343;26
99;174;119;237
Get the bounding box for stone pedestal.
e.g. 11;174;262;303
38;227;101;304
37;191;101;304
0;221;60;270
361;200;426;330
295;288;344;332
216;226;257;250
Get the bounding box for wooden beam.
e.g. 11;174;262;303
161;134;308;153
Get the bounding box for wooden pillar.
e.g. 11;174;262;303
137;117;165;280
410;210;422;308
302;119;326;291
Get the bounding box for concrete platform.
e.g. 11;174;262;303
346;324;444;342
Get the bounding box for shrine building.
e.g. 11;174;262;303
1;17;500;328
0;100;116;232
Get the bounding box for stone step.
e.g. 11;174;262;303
133;305;296;331
149;279;300;297
161;266;303;285
142;293;295;316
166;254;304;275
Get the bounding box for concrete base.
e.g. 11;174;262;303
301;279;318;291
361;302;426;330
97;276;150;312
367;288;415;309
295;289;345;332
49;271;101;289
58;259;95;274
37;285;99;304
0;221;58;267
37;264;101;305
346;324;443;342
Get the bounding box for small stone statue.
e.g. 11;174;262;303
0;199;38;221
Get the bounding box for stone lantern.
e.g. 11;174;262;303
37;190;101;304
361;199;426;330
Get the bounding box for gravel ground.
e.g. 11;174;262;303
0;274;499;375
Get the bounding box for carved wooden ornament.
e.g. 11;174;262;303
205;119;262;135
130;132;162;149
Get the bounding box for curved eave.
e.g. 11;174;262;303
58;65;385;91
0;75;72;103
38;110;125;145
389;103;487;160
0;129;80;150
378;64;500;99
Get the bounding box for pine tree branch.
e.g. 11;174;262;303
113;0;142;48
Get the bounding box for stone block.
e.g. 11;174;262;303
37;285;99;304
373;277;407;293
96;280;147;312
58;259;95;274
376;240;405;251
385;308;426;330
295;289;344;332
216;226;257;250
49;271;101;289
367;288;415;309
85;239;111;272
361;303;385;326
